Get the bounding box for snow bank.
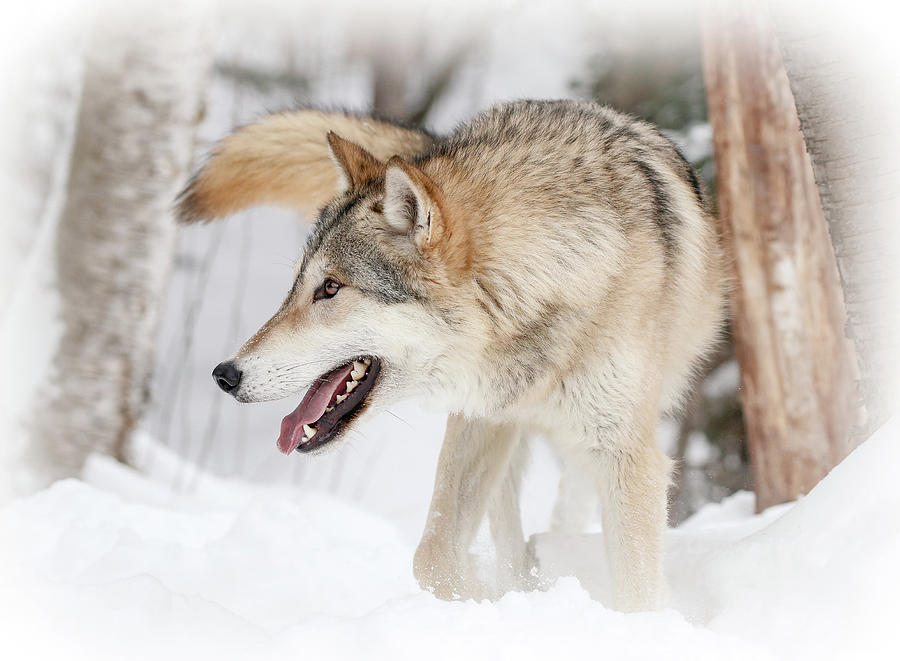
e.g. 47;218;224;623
538;415;900;659
1;418;898;661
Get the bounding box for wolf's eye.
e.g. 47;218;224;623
314;278;342;301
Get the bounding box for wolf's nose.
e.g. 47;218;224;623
212;361;242;393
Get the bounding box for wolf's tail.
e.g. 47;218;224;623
175;109;434;223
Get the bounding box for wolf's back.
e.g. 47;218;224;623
176;110;433;224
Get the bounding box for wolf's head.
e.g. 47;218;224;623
183;122;479;455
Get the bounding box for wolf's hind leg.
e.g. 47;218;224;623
550;449;599;534
486;435;535;595
414;414;522;600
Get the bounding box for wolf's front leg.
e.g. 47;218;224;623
414;414;522;600
595;431;671;612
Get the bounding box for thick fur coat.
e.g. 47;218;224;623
178;100;728;612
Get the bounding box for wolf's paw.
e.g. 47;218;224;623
413;541;482;601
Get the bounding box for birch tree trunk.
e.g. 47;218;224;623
701;0;861;511
24;4;210;484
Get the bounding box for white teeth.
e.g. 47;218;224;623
351;361;367;381
345;380;358;393
363;357;372;366
325;406;334;413
303;424;317;439
336;393;348;404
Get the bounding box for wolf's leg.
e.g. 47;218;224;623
593;415;671;612
486;436;534;594
550;449;598;534
414;414;522;600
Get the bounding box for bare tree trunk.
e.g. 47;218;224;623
25;4;210;484
701;0;860;511
770;1;900;442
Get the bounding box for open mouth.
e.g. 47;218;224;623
277;356;382;454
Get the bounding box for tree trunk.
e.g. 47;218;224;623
769;1;900;442
24;4;210;485
701;0;860;511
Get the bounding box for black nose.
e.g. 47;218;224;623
212;361;242;393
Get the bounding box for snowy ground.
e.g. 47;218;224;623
2;417;898;661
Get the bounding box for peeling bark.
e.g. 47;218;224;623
702;0;861;510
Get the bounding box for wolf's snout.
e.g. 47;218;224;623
212;361;242;394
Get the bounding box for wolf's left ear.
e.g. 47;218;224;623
327;132;383;192
382;156;443;252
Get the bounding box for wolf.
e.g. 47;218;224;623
176;100;728;612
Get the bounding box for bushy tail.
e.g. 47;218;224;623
175;109;434;223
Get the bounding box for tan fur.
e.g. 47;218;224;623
327;131;385;189
184;101;729;612
176;109;433;222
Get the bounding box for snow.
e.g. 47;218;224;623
2;418;898;661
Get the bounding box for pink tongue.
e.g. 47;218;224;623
277;363;355;454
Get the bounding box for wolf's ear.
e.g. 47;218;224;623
326;132;383;192
382;157;443;251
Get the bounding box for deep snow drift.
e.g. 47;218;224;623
1;417;898;661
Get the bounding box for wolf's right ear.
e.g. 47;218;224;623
175;110;433;224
